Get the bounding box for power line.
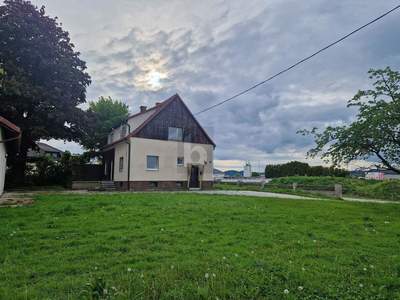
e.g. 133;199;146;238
195;4;400;115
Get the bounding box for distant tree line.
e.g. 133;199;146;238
265;161;348;178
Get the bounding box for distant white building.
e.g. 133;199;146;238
365;169;400;180
243;161;252;178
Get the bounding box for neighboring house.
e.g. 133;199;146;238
0;116;21;195
365;169;400;180
27;142;63;160
102;94;215;190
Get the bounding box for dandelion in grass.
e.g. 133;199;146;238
284;289;289;294
363;267;367;271
298;286;303;291
205;273;209;279
359;283;363;288
127;268;132;272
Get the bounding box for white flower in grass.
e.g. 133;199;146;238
359;283;363;288
370;264;374;269
298;286;303;291
301;267;306;271
205;273;209;279
127;268;132;272
313;240;317;243
212;273;216;278
222;256;227;260
363;267;367;271
140;273;144;278
160;228;164;232
284;289;289;294
234;253;239;257
384;221;390;224
170;265;174;270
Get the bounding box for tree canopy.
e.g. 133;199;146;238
81;96;129;152
0;0;91;181
300;67;400;173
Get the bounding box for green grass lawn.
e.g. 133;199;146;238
1;193;400;299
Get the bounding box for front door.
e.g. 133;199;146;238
189;166;199;188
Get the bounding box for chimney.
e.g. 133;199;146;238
140;105;147;113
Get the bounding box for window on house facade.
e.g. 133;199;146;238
146;155;159;170
119;157;124;172
120;125;127;138
168;127;183;141
177;156;184;166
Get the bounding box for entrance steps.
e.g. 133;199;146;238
100;181;117;191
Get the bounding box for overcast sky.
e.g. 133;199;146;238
30;0;400;171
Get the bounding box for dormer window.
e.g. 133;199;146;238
120;125;127;138
168;127;183;141
108;132;114;144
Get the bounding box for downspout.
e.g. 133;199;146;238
124;122;131;191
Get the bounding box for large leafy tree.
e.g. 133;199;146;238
81;96;129;152
0;0;91;182
300;67;400;173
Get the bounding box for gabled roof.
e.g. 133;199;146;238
103;94;215;149
36;142;64;153
0;116;20;134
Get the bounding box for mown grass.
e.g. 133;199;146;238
1;192;400;299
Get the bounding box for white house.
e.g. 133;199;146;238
0;116;21;195
365;169;400;180
102;94;216;190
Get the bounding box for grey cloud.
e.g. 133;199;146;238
35;0;400;167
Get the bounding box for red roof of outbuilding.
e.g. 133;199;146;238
0;116;21;134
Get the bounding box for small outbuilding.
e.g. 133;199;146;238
0;116;21;195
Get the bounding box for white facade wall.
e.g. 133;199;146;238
113;137;213;182
0;128;6;195
113;141;129;182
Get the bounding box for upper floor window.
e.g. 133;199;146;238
168;127;183;141
177;156;184;166
147;155;159;170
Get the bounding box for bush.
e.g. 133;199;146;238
270;176;400;200
25;152;73;187
265;161;348;178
